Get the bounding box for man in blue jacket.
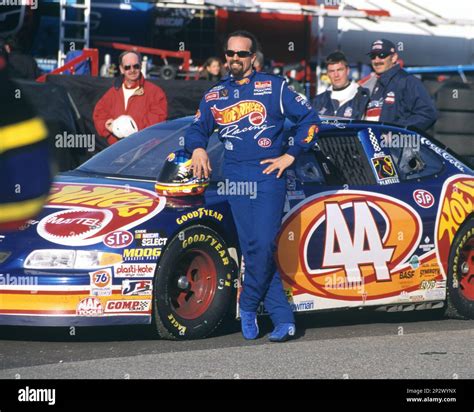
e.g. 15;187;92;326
185;30;321;342
364;39;437;131
313;51;369;119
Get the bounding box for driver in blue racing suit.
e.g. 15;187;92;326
185;31;321;342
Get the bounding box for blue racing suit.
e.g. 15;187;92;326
185;70;320;326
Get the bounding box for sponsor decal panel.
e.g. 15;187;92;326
384;91;395;104
343;107;353;118
134;230;168;247
436;176;474;276
90;268;113;296
371;155;399;185
176;208;223;225
37;183;165;246
257;137;272;148
413;189;435;208
303;124;318;144
210;100;267;126
205;91;219;102
122;280;153;296
114;263;156;278
255;80;271;89
103;230;134;248
277;191;441;302
291;300;315;312
235;77;250;85
122;248;161;261
105;299;151;313
76;297;103;316
253;80;272;95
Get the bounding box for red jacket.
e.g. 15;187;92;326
93;75;168;145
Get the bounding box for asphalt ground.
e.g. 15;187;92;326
0;310;473;379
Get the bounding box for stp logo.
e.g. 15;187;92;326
258;137;272;148
277;191;422;300
413;189;435;208
104;230;133;248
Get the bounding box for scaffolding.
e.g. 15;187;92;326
58;0;91;67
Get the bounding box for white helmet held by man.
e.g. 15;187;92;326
112;115;138;138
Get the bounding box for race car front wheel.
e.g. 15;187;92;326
153;225;236;339
447;218;474;319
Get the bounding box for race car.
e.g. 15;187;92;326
0;116;473;340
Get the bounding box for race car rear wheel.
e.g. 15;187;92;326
153;225;236;340
446;218;474;319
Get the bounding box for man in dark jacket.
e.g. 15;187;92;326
313;51;369;119
2;35;41;80
363;39;437;131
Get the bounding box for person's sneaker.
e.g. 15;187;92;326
240;310;259;340
268;323;296;342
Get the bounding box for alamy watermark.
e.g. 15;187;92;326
55;132;95;152
380;131;420;151
324;273;366;295
0;273;38;286
0;0;38;9
18;386;55;406
217;179;257;199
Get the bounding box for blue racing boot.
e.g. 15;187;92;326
268;323;296;342
240;310;259;340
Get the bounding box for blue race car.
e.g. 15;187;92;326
0;116;473;339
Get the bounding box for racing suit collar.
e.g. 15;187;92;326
229;70;256;86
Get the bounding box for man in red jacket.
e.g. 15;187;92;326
93;51;168;146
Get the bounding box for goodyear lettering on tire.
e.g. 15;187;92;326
182;234;230;266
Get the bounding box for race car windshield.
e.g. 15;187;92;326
77;118;224;181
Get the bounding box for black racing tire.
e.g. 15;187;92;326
446;218;474;319
159;64;177;80
153;225;236;340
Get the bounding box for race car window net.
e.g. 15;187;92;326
314;133;377;186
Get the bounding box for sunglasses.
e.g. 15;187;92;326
370;52;392;60
123;63;141;70
225;50;253;58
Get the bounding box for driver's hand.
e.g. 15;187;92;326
191;148;212;179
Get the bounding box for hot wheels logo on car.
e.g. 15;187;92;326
37;183;166;246
436;176;474;276
210;100;267;126
277;191;422;300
